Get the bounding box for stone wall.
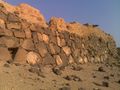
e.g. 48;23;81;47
0;1;118;67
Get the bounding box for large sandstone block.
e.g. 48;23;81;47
2;36;19;48
6;22;21;30
13;30;25;38
21;39;35;51
0;47;12;61
24;29;31;38
3;29;13;36
14;48;28;64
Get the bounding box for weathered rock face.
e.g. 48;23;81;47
0;1;118;67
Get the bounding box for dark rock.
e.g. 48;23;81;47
42;53;56;65
103;76;109;80
64;75;82;82
71;65;83;71
59;86;71;90
98;67;105;72
102;81;109;87
52;67;62;75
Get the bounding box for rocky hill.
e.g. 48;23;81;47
0;0;118;67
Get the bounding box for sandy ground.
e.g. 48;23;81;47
0;58;120;90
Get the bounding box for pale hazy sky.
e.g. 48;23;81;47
5;0;120;47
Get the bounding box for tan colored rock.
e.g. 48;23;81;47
2;36;19;48
13;30;25;38
54;55;63;65
68;55;74;64
21;39;34;51
26;51;42;65
37;32;43;41
0;18;5;29
78;57;84;64
24;29;31;38
83;57;88;63
6;22;21;30
0;47;12;61
3;29;13;36
37;42;48;57
42;34;49;43
62;46;71;56
14;48;28;64
0;27;4;36
49;17;67;31
49;43;56;55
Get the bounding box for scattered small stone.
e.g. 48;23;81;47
65;83;70;86
110;74;114;77
103;76;109;80
64;75;82;82
4;63;10;68
93;82;101;86
59;86;71;90
14;63;21;66
102;81;109;87
37;72;45;78
117;80;120;84
93;88;101;90
78;87;85;90
71;65;83;71
93;75;96;78
52;67;62;75
28;67;45;77
98;67;105;72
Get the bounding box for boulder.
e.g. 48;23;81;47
26;51;42;65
